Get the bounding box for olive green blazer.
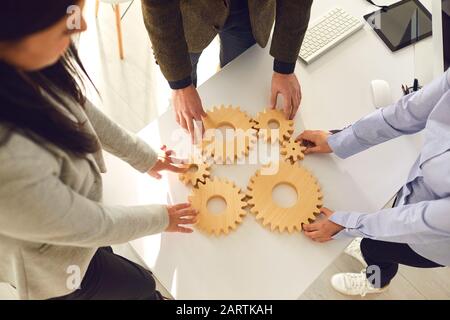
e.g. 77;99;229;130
142;0;313;82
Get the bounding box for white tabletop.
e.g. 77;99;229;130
102;0;432;299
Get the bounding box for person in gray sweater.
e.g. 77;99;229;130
0;0;197;300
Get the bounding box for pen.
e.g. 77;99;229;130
413;78;419;92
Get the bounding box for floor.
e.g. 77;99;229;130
1;0;449;300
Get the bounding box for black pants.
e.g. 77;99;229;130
361;238;443;288
50;247;163;300
189;2;256;87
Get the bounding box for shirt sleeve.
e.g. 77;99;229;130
84;100;159;173
0;145;169;248
328;70;450;159
329;198;450;245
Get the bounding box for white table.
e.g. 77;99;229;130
102;0;432;299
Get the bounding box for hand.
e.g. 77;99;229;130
148;145;188;179
296;130;333;155
165;203;199;233
270;72;302;120
172;85;206;143
303;208;344;243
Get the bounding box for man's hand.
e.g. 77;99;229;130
296;130;333;155
165;203;199;233
303;208;344;243
270;72;302;120
148;145;188;179
172;85;206;143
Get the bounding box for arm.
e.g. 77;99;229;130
84;100;158;173
329;197;450;245
141;0;192;89
270;0;313;74
0;145;168;248
328;70;450;159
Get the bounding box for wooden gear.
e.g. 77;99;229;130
188;177;247;236
253;108;294;143
281;138;306;163
247;161;322;233
200;105;257;163
179;161;211;187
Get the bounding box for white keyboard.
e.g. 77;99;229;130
299;8;364;64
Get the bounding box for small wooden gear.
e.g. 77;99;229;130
247;161;322;233
179;160;211;186
281;138;306;163
200;105;257;163
253;108;294;143
188;177;247;236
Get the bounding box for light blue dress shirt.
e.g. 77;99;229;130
327;69;450;266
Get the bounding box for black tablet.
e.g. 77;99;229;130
363;0;432;52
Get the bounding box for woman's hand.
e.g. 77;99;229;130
295;130;333;155
303;208;344;243
165;203;199;233
148;145;188;179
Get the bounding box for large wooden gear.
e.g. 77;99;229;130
179;160;211;187
200;105;257;163
281;138;306;163
254;108;294;143
247;161;323;233
188;177;247;236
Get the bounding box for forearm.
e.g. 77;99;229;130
329;198;450;244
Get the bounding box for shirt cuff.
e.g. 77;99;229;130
168;76;192;90
273;59;296;74
329;211;363;239
327;127;368;159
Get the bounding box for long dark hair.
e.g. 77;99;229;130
0;1;100;155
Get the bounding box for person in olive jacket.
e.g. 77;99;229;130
141;0;313;141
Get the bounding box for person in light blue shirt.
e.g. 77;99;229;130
297;69;450;297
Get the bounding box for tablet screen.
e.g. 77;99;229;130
364;0;432;52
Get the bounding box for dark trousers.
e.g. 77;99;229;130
50;247;163;300
189;3;256;87
361;238;443;288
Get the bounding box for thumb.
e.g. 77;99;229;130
304;146;322;154
149;171;162;180
166;162;188;173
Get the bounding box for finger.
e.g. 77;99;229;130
149;171;162;179
320;207;334;217
164;162;190;174
171;203;192;210
179;115;188;132
283;93;292;119
270;90;278;109
289;96;296;120
185;115;195;143
303;223;319;232
296;131;315;143
178;217;198;225
292;93;300;119
175;112;180;125
304;146;322;155
176;226;194;233
177;208;199;217
304;230;320;240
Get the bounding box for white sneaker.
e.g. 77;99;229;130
344;237;367;267
331;270;389;297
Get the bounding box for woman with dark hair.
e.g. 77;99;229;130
0;0;197;300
